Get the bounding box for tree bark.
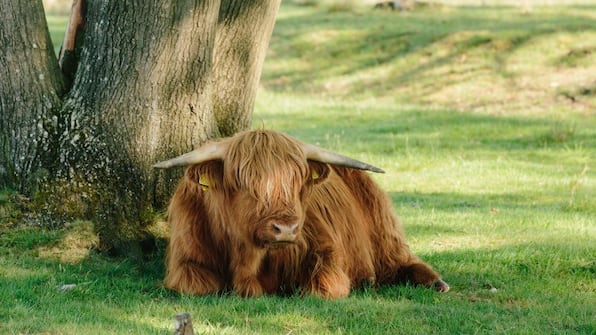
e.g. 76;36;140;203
213;0;281;136
58;0;86;89
0;0;65;194
173;313;194;335
0;0;280;254
58;0;222;252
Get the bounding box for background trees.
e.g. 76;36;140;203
0;0;280;253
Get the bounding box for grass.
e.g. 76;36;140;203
2;2;595;334
45;15;68;56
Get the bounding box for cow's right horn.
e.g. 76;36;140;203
153;140;229;169
303;144;385;173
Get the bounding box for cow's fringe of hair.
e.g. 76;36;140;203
223;130;309;208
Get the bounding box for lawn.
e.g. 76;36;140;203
2;1;595;334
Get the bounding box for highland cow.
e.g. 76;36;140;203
154;130;449;298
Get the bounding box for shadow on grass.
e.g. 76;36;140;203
264;4;596;102
389;190;583;213
169;240;593;334
257;105;594;153
2;220;593;334
0;227;170;333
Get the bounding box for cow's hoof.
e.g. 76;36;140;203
310;267;351;299
234;277;264;298
433;279;450;292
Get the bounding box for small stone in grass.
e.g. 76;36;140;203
57;284;77;291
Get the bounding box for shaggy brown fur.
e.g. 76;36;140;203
164;130;447;298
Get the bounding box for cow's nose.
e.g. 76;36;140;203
272;222;298;242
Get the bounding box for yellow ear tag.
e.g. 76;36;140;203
311;169;320;180
199;174;211;191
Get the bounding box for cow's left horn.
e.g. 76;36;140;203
153;140;229;169
303;144;385;173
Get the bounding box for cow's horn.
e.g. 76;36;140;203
153;141;228;169
303;144;385;173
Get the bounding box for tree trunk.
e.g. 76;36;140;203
0;0;280;254
59;0;222;253
0;0;65;194
213;0;281;136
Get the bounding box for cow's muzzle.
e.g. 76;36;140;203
255;221;301;248
271;222;299;243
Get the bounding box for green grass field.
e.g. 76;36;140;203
2;2;595;334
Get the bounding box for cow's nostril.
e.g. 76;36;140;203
272;224;282;234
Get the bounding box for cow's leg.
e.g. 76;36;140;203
305;245;351;299
165;216;225;295
230;245;266;297
394;257;450;292
308;265;351;299
374;238;449;292
165;178;229;295
165;261;223;295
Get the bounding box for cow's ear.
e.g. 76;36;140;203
308;160;330;184
198;174;213;191
186;160;223;191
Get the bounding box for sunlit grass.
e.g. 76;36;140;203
264;4;596;116
45;15;67;56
